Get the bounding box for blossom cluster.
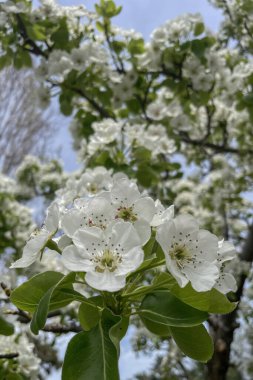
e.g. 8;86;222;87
0;172;34;256
2;1;253;164
11;168;237;294
75;118;176;162
0;329;41;380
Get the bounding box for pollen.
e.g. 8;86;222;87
94;249;122;273
115;206;138;222
169;243;192;268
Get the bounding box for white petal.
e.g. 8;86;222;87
73;226;105;252
62;245;94;272
165;255;189;288
192;229;218;262
133;220;151;245
174;214;199;237
10;252;40;268
85;271;126;292
150;204;174;227
116;247;144;275
111;178;140;206
133;197;156;223
156;220;176;250
163;205;174;220
109;221;142;251
215;272;237;294
218;241;236;262
10;231;49;268
61;209;86;237
87;196;114;226
45;202;59;232
183;261;219;292
57;235;72;250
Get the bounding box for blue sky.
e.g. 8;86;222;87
47;1;222;379
52;0;222;173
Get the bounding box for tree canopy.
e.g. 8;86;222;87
0;1;253;379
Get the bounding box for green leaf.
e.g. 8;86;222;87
30;273;76;334
208;289;237;314
152;272;177;290
27;24;47;41
0;54;12;70
132;147;152;163
96;21;105;32
10;271;74;313
191;37;215;59
141;316;171;336
30;287;54;335
62;309;120;380
0;315;14;336
194;22;205;36
170;324;214;362
128;38;145;55
109;317;129;356
60;92;73;116
78;302;100;331
139;290;208;327
136;164;159;187
170;283;237;314
111;40;125;54
13;49;32;69
51;19;69;49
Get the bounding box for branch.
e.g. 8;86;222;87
179;132;253;155
7;309;82;334
104;23;125;74
15;14;48;58
207;225;253;380
65;85;115;120
0;353;19;359
43;322;82;334
221;0;245;52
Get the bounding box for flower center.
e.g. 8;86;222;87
86;182;98;194
94;249;122;273
169;244;192;268
115;206;137;222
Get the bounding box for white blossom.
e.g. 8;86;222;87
10;202;59;268
156;214;219;291
62;221;144;291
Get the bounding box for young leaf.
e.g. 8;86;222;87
109;316;129;356
30;287;55;335
170;324;214;362
62;309;120;380
139;290;208;327
30;272;76;335
152;272;177;290
78;302;100;331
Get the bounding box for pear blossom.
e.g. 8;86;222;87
100;178;156;244
214;240;237;294
56;167;113;205
62;221;144;291
10;202;59;268
156;214;219;291
61;196;114;237
146;101;167;120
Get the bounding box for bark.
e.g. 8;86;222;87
206;226;253;380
